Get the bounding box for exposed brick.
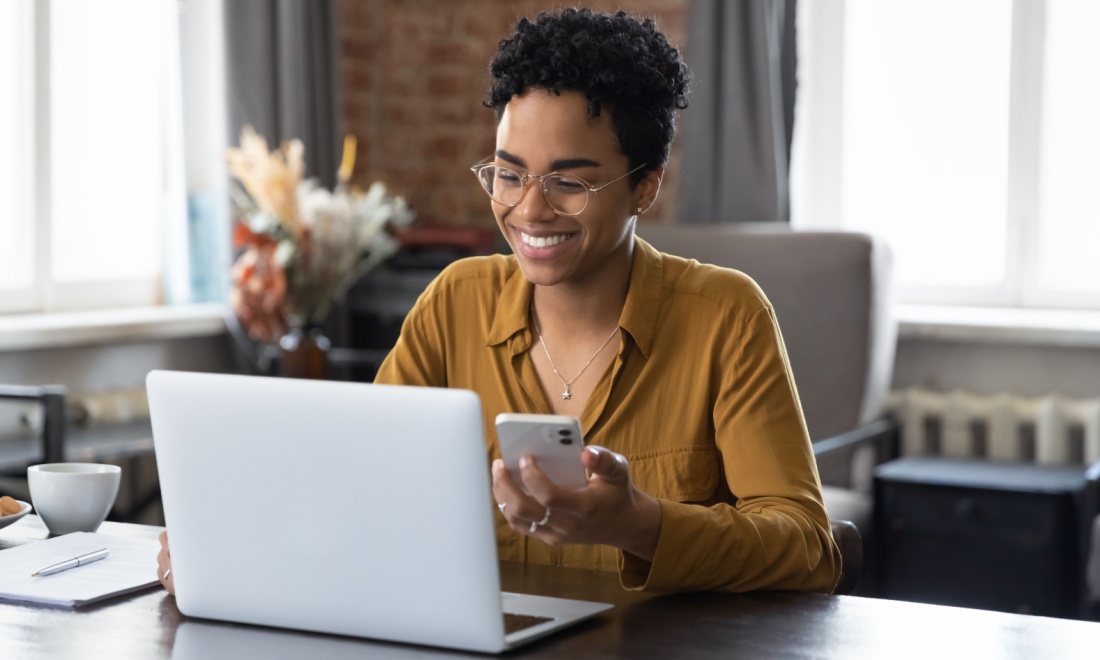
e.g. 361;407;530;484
339;0;688;226
342;38;377;61
425;41;474;63
425;135;461;159
340;0;380;27
424;71;470;96
343;66;374;90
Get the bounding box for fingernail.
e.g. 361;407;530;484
586;446;602;458
519;456;531;469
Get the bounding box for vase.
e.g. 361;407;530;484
278;325;332;380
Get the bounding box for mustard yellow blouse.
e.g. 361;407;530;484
374;237;841;593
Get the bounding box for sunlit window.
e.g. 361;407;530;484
0;1;34;300
0;0;182;314
793;0;1100;309
843;0;1011;291
1034;0;1100;300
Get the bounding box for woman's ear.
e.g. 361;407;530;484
635;167;665;214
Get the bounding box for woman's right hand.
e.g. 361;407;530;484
157;530;175;595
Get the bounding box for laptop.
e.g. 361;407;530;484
146;370;612;654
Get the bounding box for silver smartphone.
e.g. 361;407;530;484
495;413;588;493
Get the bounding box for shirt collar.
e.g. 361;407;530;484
619;237;663;359
485;237;665;358
486;262;533;347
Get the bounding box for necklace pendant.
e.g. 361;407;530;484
562;386;572;400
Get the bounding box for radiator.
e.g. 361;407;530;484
887;388;1100;465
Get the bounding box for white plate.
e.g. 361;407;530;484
0;500;33;531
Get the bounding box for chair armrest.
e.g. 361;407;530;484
813;418;899;490
830;519;864;595
0;385;67;464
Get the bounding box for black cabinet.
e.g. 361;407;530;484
874;457;1086;618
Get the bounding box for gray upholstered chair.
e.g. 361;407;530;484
639;224;898;542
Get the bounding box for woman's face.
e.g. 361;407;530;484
491;89;659;290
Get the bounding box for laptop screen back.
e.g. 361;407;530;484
147;371;509;652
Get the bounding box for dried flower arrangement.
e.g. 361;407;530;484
227;127;414;343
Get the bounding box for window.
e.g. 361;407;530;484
0;1;34;307
0;0;185;315
792;0;1100;309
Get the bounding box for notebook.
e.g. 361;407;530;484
145;370;611;653
0;532;160;607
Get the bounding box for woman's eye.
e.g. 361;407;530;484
496;170;522;186
552;178;586;194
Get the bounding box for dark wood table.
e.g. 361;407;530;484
2;516;1099;659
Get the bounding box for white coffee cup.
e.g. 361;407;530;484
27;463;122;535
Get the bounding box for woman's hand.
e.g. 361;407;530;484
157;530;175;595
492;445;662;561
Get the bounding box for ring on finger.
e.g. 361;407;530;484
528;508;552;532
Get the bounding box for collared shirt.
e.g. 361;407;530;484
374;237;841;593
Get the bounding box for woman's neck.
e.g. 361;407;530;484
530;252;633;343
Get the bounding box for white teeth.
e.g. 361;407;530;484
520;232;568;248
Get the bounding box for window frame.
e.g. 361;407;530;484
792;0;1100;310
0;0;182;316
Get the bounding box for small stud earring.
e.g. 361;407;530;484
636;207;643;214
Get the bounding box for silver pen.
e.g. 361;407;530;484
31;548;110;577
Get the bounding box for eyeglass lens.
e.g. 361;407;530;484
476;166;590;215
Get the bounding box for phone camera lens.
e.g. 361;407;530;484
560;438;573;445
558;429;571;436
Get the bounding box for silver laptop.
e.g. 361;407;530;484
146;370;611;654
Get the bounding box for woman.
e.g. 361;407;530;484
160;7;839;595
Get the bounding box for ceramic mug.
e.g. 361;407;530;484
27;463;122;535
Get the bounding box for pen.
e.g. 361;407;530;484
31;548;110;577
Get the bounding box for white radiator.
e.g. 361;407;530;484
887;388;1100;465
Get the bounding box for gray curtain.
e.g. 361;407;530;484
223;0;343;188
679;0;797;224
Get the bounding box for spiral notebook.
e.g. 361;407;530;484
0;532;161;607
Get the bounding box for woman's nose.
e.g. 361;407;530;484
512;180;556;222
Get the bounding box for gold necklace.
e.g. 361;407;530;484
531;306;620;400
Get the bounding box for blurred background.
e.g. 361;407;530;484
1;0;1099;621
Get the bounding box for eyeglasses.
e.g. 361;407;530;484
470;158;646;216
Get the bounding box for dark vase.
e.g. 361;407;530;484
278;325;332;379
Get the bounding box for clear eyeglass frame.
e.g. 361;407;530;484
470;157;646;216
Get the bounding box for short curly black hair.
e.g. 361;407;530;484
487;7;690;186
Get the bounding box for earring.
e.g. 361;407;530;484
636;207;643;214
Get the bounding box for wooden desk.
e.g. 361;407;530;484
2;516;1099;659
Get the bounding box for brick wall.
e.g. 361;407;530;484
339;0;688;230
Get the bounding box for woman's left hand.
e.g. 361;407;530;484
157;530;175;595
492;445;662;561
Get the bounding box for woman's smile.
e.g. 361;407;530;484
512;226;579;259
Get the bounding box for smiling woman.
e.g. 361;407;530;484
153;6;842;597
369;8;841;594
